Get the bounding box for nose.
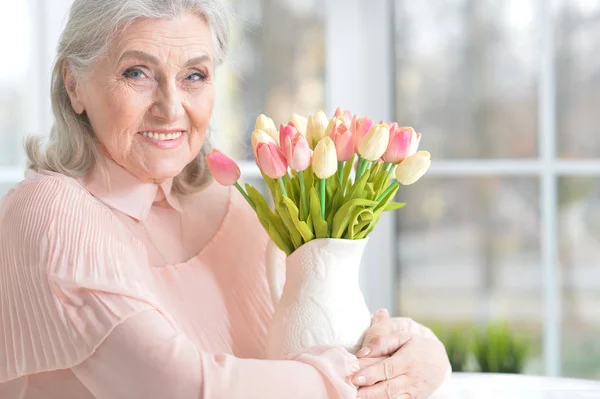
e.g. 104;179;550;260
150;79;184;122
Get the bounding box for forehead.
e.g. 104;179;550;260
110;13;214;59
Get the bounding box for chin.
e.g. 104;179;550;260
145;158;189;182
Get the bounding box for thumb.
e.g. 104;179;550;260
370;308;390;326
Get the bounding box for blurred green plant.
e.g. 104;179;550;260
473;321;530;373
431;324;472;372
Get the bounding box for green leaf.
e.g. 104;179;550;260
306;208;314;232
374;167;394;197
368;161;383;183
342;155;356;189
346;168;372;201
346;207;374;239
281;196;315;242
265;218;293;255
374;183;399;212
276;198;304;249
309;187;329;238
331;198;377;239
305;165;315;191
359;184;400;238
260;170;278;205
365;182;376;200
285;173;301;205
383;202;406;212
246;184;293;254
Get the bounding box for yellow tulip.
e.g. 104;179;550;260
251;129;276;157
311;136;338;179
290;113;308;137
357;123;390;161
306;110;329;149
255;114;279;145
395;151;431;185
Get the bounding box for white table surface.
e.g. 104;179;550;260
430;372;600;399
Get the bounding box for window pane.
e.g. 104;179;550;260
394;0;539;159
556;1;600;159
396;177;542;373
0;0;40;167
559;177;600;378
213;0;325;160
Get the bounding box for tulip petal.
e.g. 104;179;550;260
256;142;288;179
312;137;338;179
205;149;241;186
395;151;431;185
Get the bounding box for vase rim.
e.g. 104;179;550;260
287;237;369;259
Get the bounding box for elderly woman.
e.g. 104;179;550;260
0;1;449;398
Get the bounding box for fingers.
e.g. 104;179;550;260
356;374;411;399
358;333;412;358
353;353;407;387
358;356;388;372
358;309;393;358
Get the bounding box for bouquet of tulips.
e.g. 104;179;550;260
205;107;431;256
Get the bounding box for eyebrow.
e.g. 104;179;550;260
118;50;212;66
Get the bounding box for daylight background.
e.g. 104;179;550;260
1;0;599;379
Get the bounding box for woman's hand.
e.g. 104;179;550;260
352;310;450;399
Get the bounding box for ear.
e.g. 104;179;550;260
63;62;86;115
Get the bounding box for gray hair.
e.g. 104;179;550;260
26;0;231;194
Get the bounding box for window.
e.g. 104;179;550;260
213;0;325;160
393;0;600;378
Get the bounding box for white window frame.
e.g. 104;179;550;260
3;0;599;377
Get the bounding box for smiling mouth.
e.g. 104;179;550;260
139;131;185;141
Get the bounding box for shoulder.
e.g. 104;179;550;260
0;171;118;240
0;171;141;280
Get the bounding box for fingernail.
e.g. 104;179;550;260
376;308;389;316
356;347;371;357
353;375;366;386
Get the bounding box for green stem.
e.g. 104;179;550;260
383;162;392;173
319;178;326;220
234;182;256;210
278;178;288;197
298;171;309;221
355;157;368;181
385;164;396;181
375;180;399;203
337;161;344;185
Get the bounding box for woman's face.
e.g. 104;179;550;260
66;14;215;182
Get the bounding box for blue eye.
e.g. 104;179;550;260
186;72;207;81
123;67;148;79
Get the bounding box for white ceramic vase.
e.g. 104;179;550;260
265;237;372;359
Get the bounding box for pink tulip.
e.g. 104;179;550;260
382;125;421;164
284;133;312;172
256;142;288;179
205;149;241;186
279;122;298;156
330;122;355;162
351;116;374;148
334;107;353;124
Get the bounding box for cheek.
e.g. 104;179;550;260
188;89;215;143
92;88;147;148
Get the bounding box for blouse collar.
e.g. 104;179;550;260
82;156;183;221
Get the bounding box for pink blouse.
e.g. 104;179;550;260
0;157;359;399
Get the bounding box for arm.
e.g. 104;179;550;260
0;176;354;398
72;309;357;399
